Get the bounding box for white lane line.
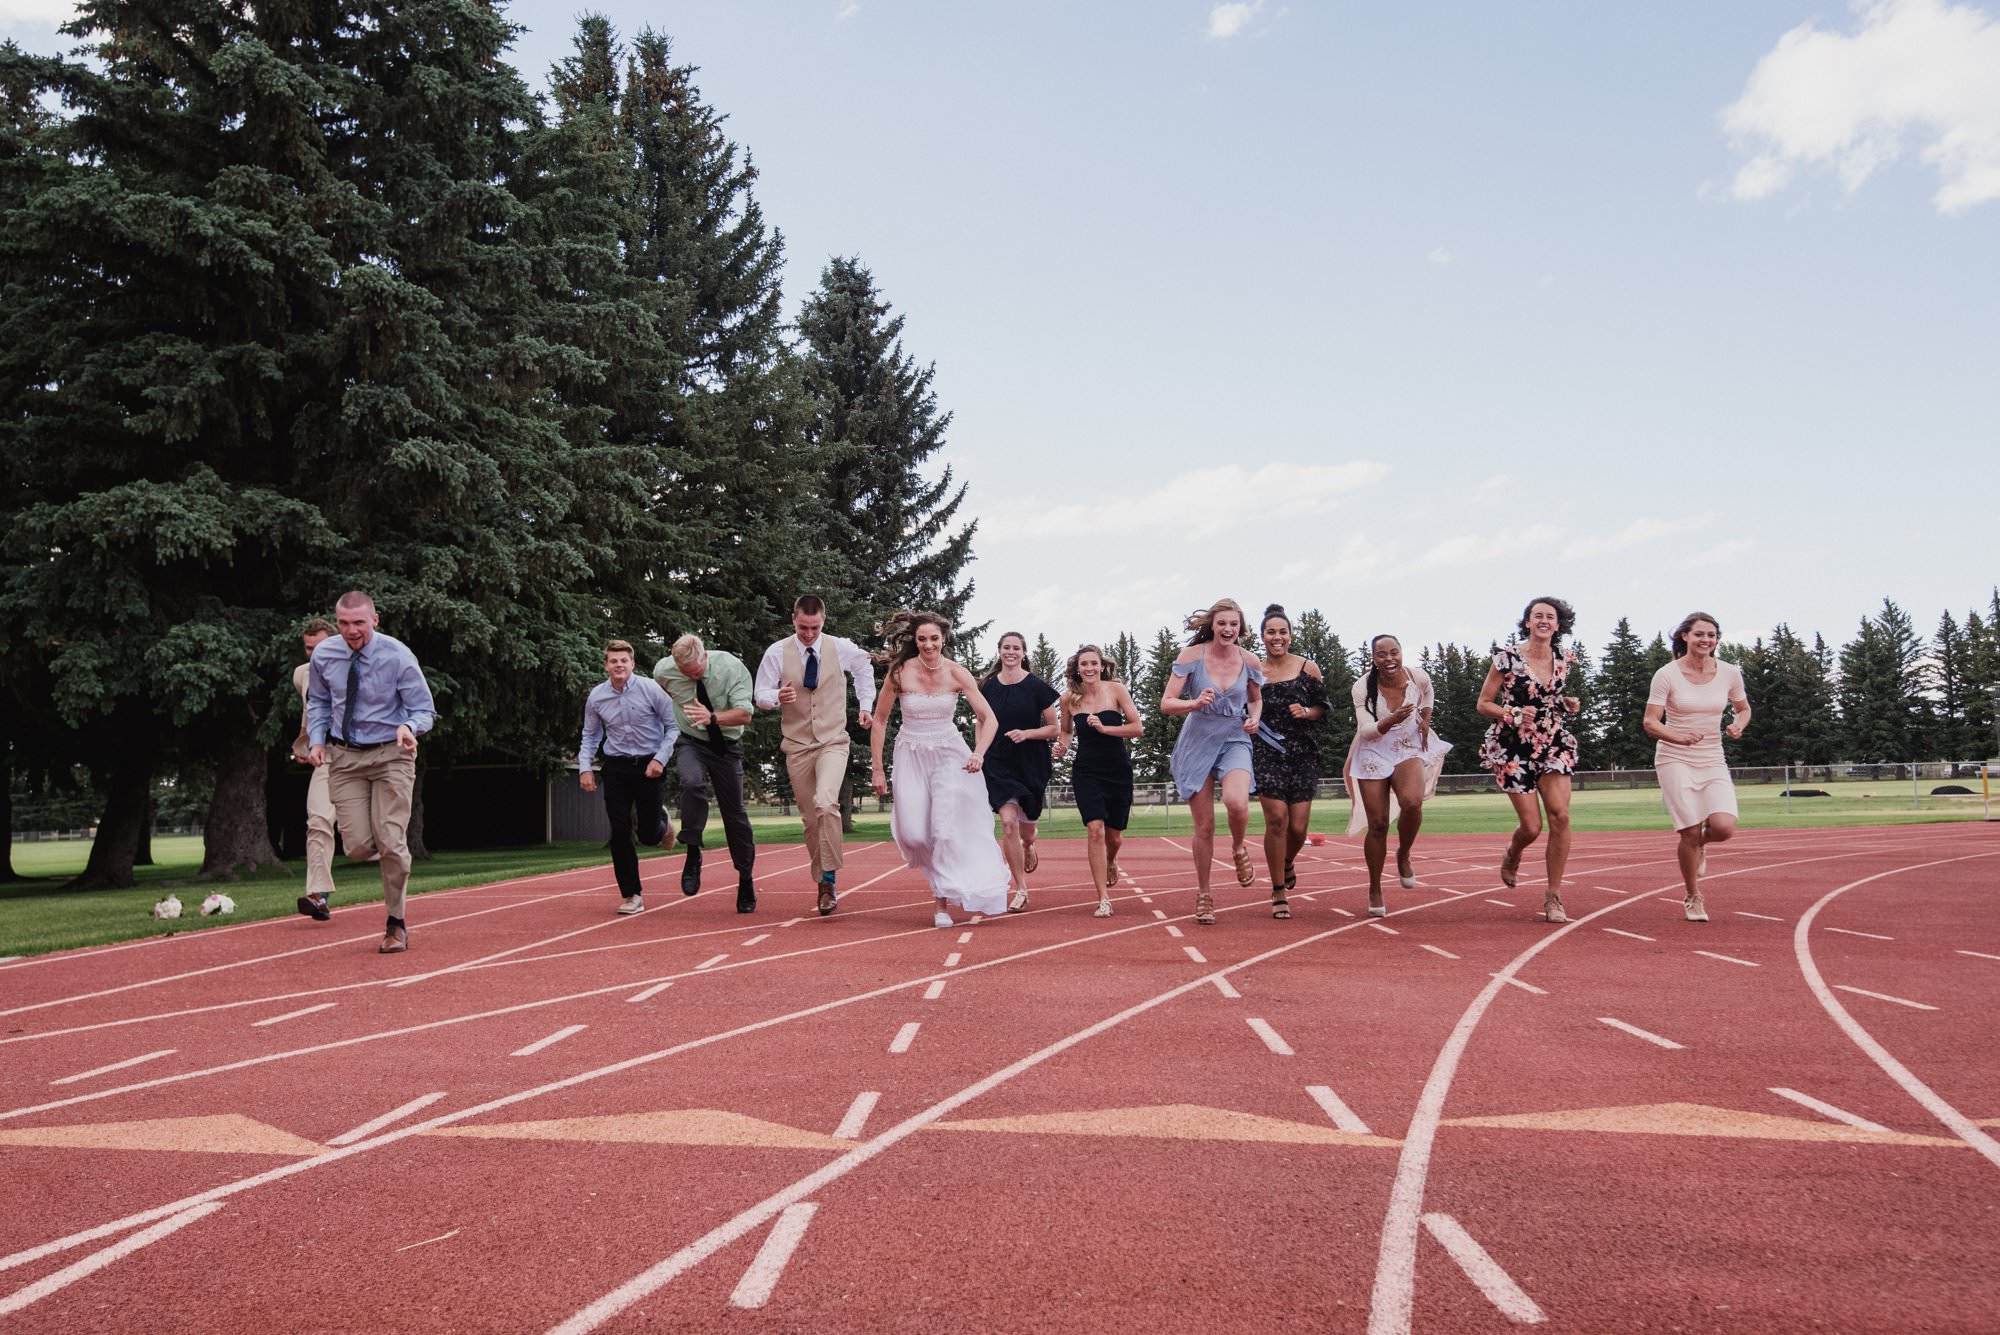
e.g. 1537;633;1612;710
1331;906;1356;917
1139;896;1154;903
328;1093;449;1147
49;1049;176;1087
1737;912;1785;921
740;934;771;947
251;1002;337;1028
922;981;946;1001
956;932;973;945
1768;1087;1891;1133
1834;985;1937;1011
832;1092;880;1141
1603;928;1655;942
0;1202;225;1317
780;918;804;928
1151;910;1168;921
1959;950;2000;961
1693;951;1759;968
511;1025;588;1057
1825;927;1894;941
728;1203;818;1309
1368;922;1398;935
1164;925;1184;939
1421;1213;1545;1325
1306;1084;1372;1136
943;953;961;968
625;982;673;1004
1493;975;1548;995
1597;1017;1684;1050
695;954;729;970
1419;944;1460;960
888;1023;921;1054
395;1229;460;1253
1594;885;1627;895
1246;1018;1295;1056
1211;976;1241;999
1484;899;1513;908
1183;946;1208;964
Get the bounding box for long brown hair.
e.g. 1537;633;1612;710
981;630;1028;686
1671;612;1720;659
879;609;953;682
1185;597;1247;647
1063;644;1119;707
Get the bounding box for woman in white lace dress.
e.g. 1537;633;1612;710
870;611;1012;926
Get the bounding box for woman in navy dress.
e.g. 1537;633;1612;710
1059;644;1143;917
979;631;1060;912
1161;598;1264;925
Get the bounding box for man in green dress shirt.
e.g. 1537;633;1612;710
653;634;759;912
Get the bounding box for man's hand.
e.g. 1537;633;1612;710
685;701;712;727
309;744;328;768
857;709;874;730
778;683;797;705
396;723;418;756
645;760;664;779
580;771;597;793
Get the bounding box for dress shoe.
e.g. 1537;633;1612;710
378;926;408;954
296;893;331;922
680;846;702;896
736;876;757;914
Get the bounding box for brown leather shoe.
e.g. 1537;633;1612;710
378;927;409;954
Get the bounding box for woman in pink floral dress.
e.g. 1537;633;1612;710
1475;597;1583;923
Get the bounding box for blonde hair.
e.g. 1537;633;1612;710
1063;644;1119;706
1184;598;1246;646
671;633;705;667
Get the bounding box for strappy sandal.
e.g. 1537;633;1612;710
1194;891;1215;925
1283;861;1296;892
1683;894;1708;923
1023;845;1038;874
816;887;837;916
1397;853;1417;890
1106;856;1121;883
1008;888;1030;914
1499;846;1521;888
1271;891;1292;920
1542;893;1567;925
1233;847;1255;887
1093;895;1114;918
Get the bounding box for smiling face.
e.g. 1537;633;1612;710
1211;609;1242;645
335;600;377;651
998;634;1026;669
604;649;634;686
792;609;825;647
915;621;946;666
1524;602;1562;644
1372;636;1403;677
1077;649;1102;684
1683;619;1720;659
1262;618;1291;657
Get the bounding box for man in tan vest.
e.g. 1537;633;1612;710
754;594;876;915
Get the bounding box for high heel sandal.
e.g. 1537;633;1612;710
1271;890;1291;920
1008;888;1029;914
1500;846;1521;888
1283;861;1296;891
1683;893;1708;923
1542;893;1567;925
1093;894;1114;918
1106;856;1121;883
1397;853;1417;890
1368;895;1387;919
1233;847;1255;887
1194;891;1215;925
1024;845;1038;874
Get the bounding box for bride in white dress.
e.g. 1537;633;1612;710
870;611;1012;926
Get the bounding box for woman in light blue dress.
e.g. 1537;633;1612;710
1160;598;1265;924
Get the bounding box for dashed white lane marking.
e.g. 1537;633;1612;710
1139;896;1154;903
0;1202;225;1317
394;1229;460;1253
1151;910;1168;921
49;1050;176;1087
1246;1018;1295;1056
1603;928;1655;942
1959;950;2000;961
888;1023;921;1055
511;1025;588;1057
1484;899;1513;908
956;932;973;945
1421;1213;1545;1325
1306;1084;1372;1135
922;981;946;1001
251;1002;337;1028
1419;944;1460;960
943;953;961;968
1768;1087;1891;1133
1693;950;1759;968
729;1203;818;1310
1834;985;1937;1011
740;934;770;947
1597;1017;1684;1050
625;981;673;1004
1493;975;1548;995
780;918;804;928
1211;976;1241;999
1183;946;1208;964
695;954;729;970
328;1093;449;1146
1368;922;1398;935
1331;906;1356;917
1825;927;1893;941
1164;925;1184;939
1594;885;1627;895
832;1092;880;1141
1737;912;1785;921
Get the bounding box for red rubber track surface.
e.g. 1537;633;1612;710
1;825;1994;1333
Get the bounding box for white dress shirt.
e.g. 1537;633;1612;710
753;633;877;712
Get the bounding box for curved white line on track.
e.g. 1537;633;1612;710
1792;852;2000;1173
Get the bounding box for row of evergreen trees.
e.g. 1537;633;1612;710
0;6;977;886
1001;594;2000;786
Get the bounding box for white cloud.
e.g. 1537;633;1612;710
0;0;75;23
1427;246;1453;266
835;1;860;20
1680;537;1756;570
1207;1;1263;40
1720;0;2000;213
982;459;1389;541
1477;472;1514;494
1560;513;1714;561
1417;525;1563;571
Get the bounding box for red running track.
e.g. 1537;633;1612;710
0;825;1995;1333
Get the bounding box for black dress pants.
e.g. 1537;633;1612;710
674;737;756;874
600;755;667;897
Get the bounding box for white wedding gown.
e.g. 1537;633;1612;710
890;692;1011;916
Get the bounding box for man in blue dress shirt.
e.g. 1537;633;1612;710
579;639;680;915
306;591;438;954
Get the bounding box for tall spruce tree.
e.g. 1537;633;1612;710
1423;644;1488;775
1134;627;1184;783
1293;609;1352;776
1838;601;1930;761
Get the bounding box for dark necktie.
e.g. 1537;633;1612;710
695;676;722;746
803;645;819;690
341;649;361;744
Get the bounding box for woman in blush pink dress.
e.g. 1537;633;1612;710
1643;612;1751;923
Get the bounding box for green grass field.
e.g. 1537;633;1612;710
4;778;1988;957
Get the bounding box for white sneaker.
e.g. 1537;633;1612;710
933;911;953;929
617;895;644;915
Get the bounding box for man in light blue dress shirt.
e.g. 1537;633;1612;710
579;639;680;914
306;591;437;954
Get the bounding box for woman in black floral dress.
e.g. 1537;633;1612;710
1253;605;1328;919
1476;597;1583;923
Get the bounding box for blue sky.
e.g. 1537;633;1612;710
6;0;1995;662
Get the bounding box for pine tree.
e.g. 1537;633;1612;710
1108;632;1145;695
1838;600;1931;762
1292;610;1353;776
1134;627;1185;784
1588;619;1654;770
1422;644;1488;775
1030;634;1060;686
1962;608;1999;760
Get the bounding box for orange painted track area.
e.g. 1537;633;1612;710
1;824;1996;1333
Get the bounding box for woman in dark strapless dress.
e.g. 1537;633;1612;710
1253;605;1328;919
979;631;1061;912
1058;644;1144;918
